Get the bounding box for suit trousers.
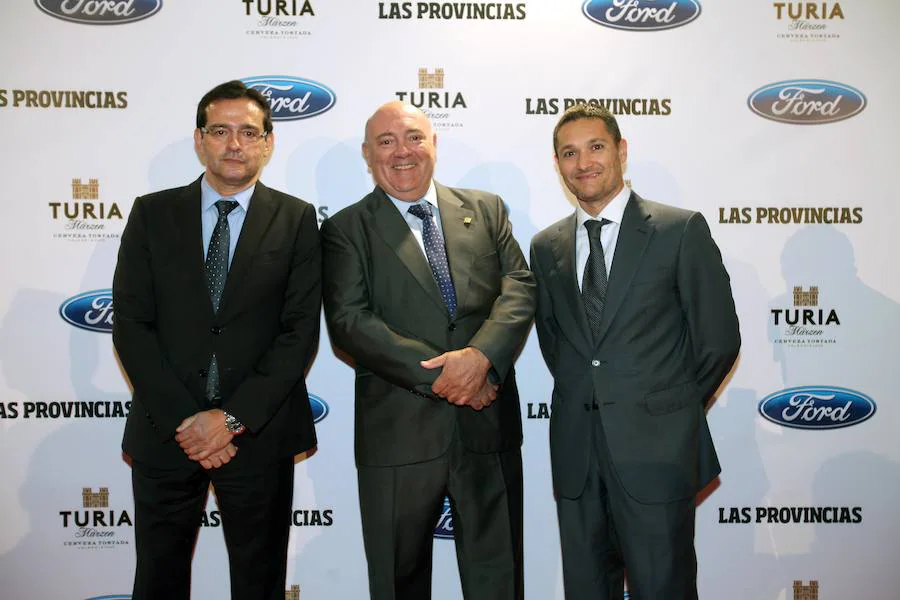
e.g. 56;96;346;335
130;455;294;600
556;410;698;600
357;431;523;600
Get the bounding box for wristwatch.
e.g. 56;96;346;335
223;411;246;435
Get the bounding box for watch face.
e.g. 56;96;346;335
224;413;243;433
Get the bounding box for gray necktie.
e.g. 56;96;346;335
407;202;457;318
205;199;238;402
582;218;611;343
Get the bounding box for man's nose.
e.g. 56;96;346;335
576;152;591;170
226;133;242;150
393;140;412;156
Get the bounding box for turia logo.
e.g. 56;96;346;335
35;0;162;24
758;386;875;430
60;487;133;549
241;76;335;121
433;496;454;539
309;394;329;423
748;80;866;124
583;0;701;31
60;290;114;333
793;580;819;600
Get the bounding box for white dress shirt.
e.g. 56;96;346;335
386;180;444;256
575;185;631;291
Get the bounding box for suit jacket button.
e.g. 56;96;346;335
448;323;456;332
591;359;600;367
583;403;591;412
211;326;222;335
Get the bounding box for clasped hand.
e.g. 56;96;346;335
420;347;498;411
175;409;237;470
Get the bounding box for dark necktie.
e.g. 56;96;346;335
582;218;611;343
205;199;238;402
407;202;457;318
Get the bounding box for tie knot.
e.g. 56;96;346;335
215;199;238;218
407;202;433;220
584;218;610;239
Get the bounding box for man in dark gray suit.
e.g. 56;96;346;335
529;103;740;599
322;101;535;599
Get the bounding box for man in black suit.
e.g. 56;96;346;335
113;80;321;600
321;101;535;599
530;103;741;599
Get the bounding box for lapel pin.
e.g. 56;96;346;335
463;217;472;226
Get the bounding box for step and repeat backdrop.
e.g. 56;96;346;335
1;1;899;599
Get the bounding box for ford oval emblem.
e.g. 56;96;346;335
433;496;454;539
241;76;336;121
758;386;875;430
35;0;162;25
60;289;114;333
583;0;701;31
309;394;329;423
748;80;867;124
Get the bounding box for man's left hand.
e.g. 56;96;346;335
421;347;492;406
175;409;233;461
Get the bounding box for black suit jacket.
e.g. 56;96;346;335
113;177;321;468
530;193;740;504
321;183;536;467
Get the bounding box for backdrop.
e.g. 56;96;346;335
1;1;899;599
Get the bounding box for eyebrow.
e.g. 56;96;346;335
560;138;607;151
373;128;426;142
206;122;262;130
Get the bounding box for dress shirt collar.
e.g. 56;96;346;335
575;184;631;230
200;175;254;214
386;180;439;216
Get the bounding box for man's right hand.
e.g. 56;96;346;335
462;382;499;411
199;443;237;470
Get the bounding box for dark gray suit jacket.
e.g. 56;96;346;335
113;177;322;468
530;192;740;504
321;183;536;467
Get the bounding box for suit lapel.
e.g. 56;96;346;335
219;181;278;315
435;183;475;311
172;178;210;311
549;214;594;358
369;187;448;314
595;192;653;345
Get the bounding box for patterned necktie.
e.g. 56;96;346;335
582;218;611;343
407;202;457;319
205;199;238;402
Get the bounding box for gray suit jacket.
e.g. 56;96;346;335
530;192;740;503
322;183;536;467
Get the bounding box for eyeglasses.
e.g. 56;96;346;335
200;126;270;144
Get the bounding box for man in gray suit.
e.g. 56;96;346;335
322;101;535;599
530;103;740;599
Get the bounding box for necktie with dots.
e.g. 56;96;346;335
205;199;237;402
582;218;611;344
407;202;457;319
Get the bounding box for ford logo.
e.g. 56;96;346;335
748;80;867;124
36;0;162;25
309;394;329;423
60;289;114;333
241;76;336;121
759;386;875;430
433;496;454;539
583;0;701;31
